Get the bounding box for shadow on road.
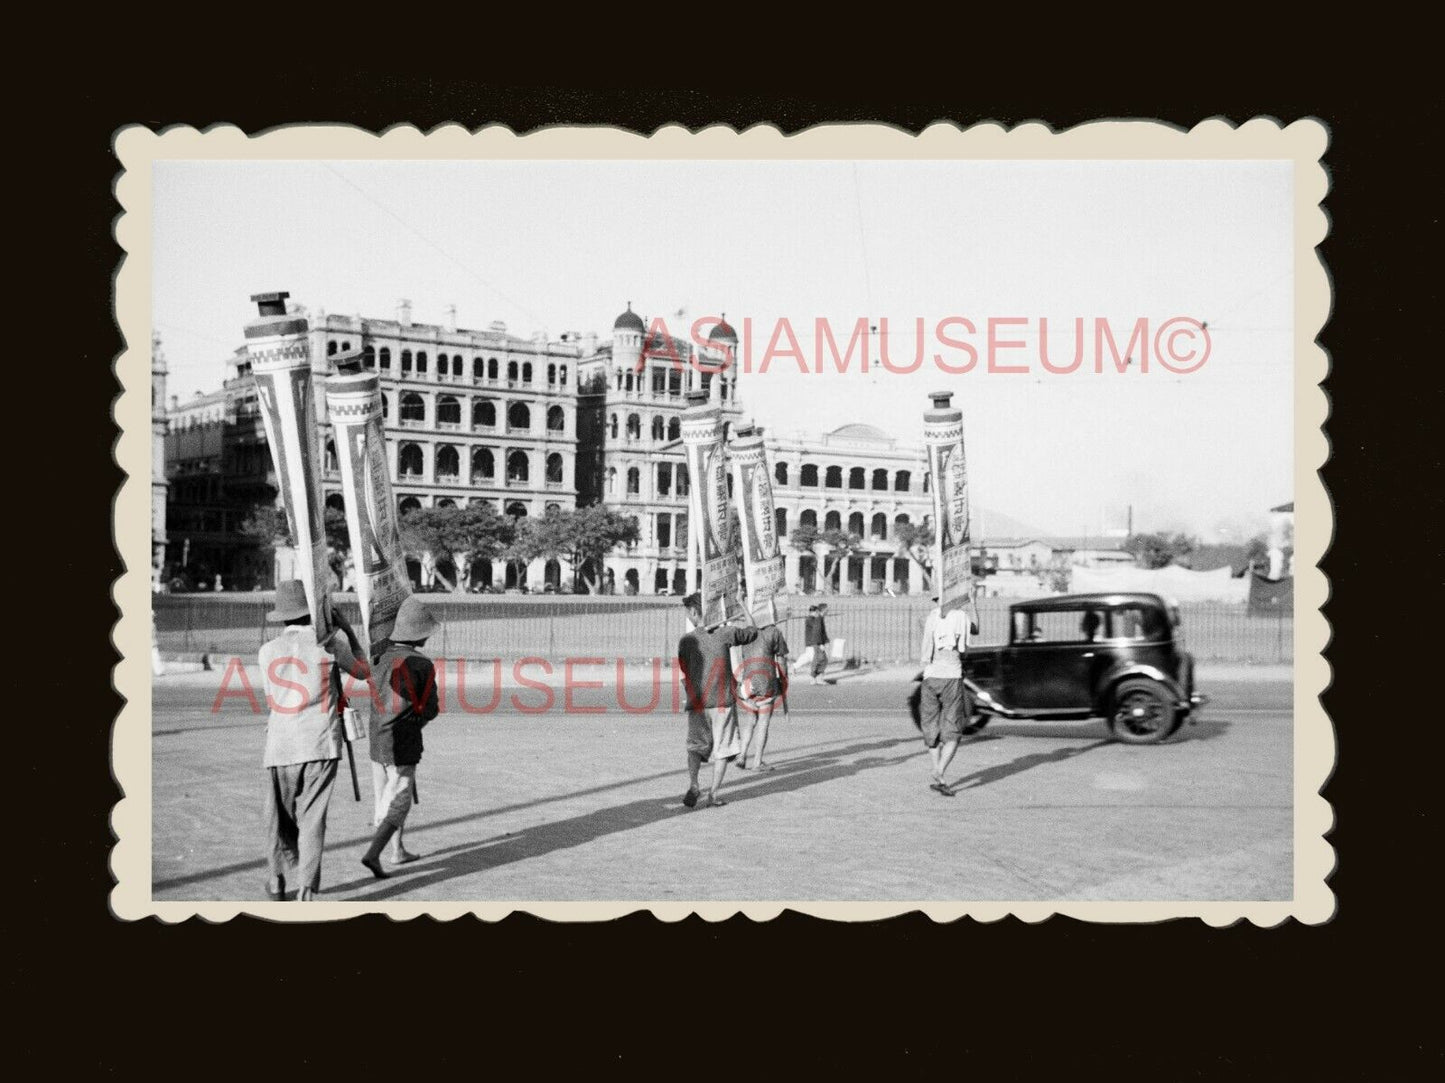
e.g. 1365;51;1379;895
950;739;1113;792
334;735;919;901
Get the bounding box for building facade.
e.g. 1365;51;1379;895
151;332;169;591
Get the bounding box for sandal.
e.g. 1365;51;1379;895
683;786;699;808
929;782;955;798
707;793;728;808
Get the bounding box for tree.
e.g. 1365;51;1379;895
893;518;936;588
1123;531;1198;570
400;504;514;592
790;523;862;592
521;504;641;593
240;504;290;547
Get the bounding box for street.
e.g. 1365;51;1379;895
150;669;1292;903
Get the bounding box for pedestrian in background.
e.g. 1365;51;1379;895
258;580;369;900
804;603;831;684
361;595;440;879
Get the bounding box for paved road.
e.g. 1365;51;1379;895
150;674;1292;903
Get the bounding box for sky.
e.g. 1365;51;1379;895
153;157;1294;541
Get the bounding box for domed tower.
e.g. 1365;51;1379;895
704;313;739;406
151;330;169;590
612;302;645;379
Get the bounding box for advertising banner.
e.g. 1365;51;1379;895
924;391;972;617
326;370;412;646
728;426;786;626
681;392;743;627
246;292;332;637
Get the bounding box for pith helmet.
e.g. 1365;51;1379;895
391;595;439;643
267;580;310;622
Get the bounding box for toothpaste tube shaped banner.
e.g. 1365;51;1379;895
728;426;786;627
325;370;412;647
246;292;333;637
681;391;744;627
924;390;972;617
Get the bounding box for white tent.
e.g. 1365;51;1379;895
1070;563;1249;604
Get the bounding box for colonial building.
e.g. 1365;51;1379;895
767;423;934;595
576;305;744;595
151;332;169;591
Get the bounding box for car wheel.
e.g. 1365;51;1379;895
962;712;991;736
1107;679;1178;744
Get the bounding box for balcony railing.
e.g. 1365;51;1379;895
437;421;462;431
399;417;424;428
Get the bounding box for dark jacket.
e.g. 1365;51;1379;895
678;623;759;710
804;614;829;647
369;643;439;767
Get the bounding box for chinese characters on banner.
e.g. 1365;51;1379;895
728;426;786;627
681;393;744;627
924;391;972;617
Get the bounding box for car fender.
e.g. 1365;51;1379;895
1098;662;1185;708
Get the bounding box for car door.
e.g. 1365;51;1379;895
1001;608;1101;711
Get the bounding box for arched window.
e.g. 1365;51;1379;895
546;453;563;484
381;393;390;420
559;365;568;386
341;342;351;353
825;510;842;532
775;507;787;537
775;462;789;486
627;467;640;494
473;356;484;380
508;402;530;430
472;448;494;481
437;353;449;375
624;371;634;392
667;417;681;441
606;467;617;495
398;443;423;478
324;439;338;474
473;400;496;428
848;511;864;536
825;466;843;488
437;395;461;426
849;467;866;489
547;363;556;385
615;370;623;391
545;503;562;515
327;341;338;356
651;416;665;440
437;498;456;508
399;496;421;517
362;345;376;368
436;445;460;480
401;350;413;373
507;360;518;382
416;351;428;374
801;509;818;531
895;470;911;492
507;451;530;484
609;413;619;439
872;468;888;491
325;492;345;511
894;513;911;536
522;362;533;384
626;414;641;439
800;464;819;487
452;356;462;377
871;513;887;540
379;347;391;370
506;501;528;518
547;405;564;432
720;380;728;402
488;358;498;380
399;393;424;423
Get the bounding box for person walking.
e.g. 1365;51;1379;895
804;603;831;684
735;618;790;771
916;595;979;797
677;593;759;808
361;595;440;879
258;581;368;900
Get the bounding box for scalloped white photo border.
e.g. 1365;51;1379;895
111;119;1333;924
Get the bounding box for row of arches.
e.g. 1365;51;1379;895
330;340;570;387
387;443;567;486
775;463;915;493
389;394;565;433
610;413;682;442
385;494;550;520
778;509;913;540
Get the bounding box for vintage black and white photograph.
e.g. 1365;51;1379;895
113;121;1331;920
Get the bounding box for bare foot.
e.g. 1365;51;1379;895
361;855;390;879
389;850;421;865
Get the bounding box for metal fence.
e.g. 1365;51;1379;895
154;593;1294;665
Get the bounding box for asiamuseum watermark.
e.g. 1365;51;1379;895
211;655;791;717
634;315;1211;376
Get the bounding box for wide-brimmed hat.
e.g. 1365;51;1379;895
391;595;439;643
268;580;311;622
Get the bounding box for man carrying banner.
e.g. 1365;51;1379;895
259;581;370;900
735;619;790;771
677;592;759;808
361;595;441;878
916;592;979;797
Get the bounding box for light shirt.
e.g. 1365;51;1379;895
259;626;346;768
919;607;973;679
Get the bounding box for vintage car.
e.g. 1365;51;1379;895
961;592;1207;744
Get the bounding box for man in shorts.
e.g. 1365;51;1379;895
677;593;759;808
735;617;790;772
917;594;979;796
